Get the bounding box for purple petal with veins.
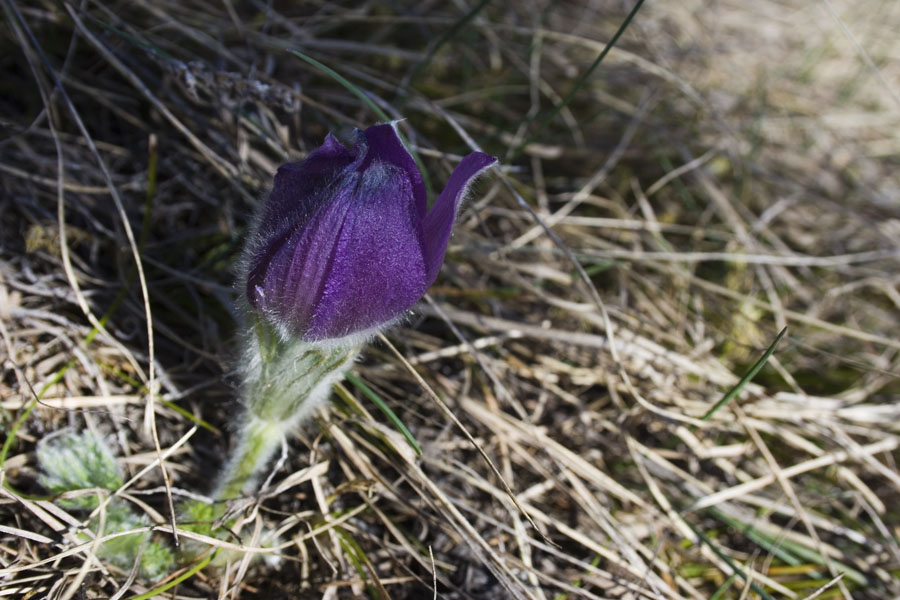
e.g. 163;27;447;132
245;123;496;342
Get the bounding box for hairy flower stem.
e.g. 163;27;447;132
213;321;360;500
214;417;284;501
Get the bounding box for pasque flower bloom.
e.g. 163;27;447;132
245;123;496;342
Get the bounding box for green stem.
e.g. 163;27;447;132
215;416;285;500
213;325;361;500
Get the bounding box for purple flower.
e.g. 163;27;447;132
245;123;496;342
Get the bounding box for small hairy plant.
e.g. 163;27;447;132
37;430;174;580
37;429;123;510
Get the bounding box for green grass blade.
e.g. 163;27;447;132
128;550;215;600
159;400;219;434
512;0;648;159
287;49;435;203
708;574;738;600
404;0;492;91
344;371;422;456
683;517;776;600
289;50;390;122
702;327;787;421
708;507;869;586
1;367;70;468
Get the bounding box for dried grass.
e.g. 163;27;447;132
1;1;899;598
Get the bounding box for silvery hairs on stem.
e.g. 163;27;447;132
217;122;496;500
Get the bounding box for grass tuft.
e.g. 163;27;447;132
1;1;898;598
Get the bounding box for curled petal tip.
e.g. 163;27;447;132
421;152;497;283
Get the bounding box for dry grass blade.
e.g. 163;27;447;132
2;0;898;598
377;332;550;543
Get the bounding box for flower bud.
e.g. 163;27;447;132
245;123;495;342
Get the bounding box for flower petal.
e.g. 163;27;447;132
247;135;359;309
358;123;427;221
248;176;358;333
260;134;356;230
421;152;496;283
306;163;428;340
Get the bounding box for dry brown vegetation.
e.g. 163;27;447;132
2;1;900;598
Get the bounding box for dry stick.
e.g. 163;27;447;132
406;110;537;426
645;148;718;197
405;331;524;365
0;162;146;193
561;469;668;598
437;457;681;600
801;573;846;600
429;304;718;426
691;162;797;333
628;439;818;598
625;439;706;600
341;415;536;600
349;486;454;588
511;0;649;159
9;3;157;387
0;482;68;537
227;510;267;599
101;427;197;509
830;426;900;495
475;348;544;595
375;332;554;549
240;12;704;112
452;41;583;153
421;303;730;386
2;432;198;593
119;493;167;526
483;209;729;236
576;248;899;267
429;546;437;600
0;524;54;545
462;397;646;508
742;417;886;515
456;486;698;600
404;467;537;600
59;497;109;600
0;522;274;577
440;104;718;430
63;2;232;546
